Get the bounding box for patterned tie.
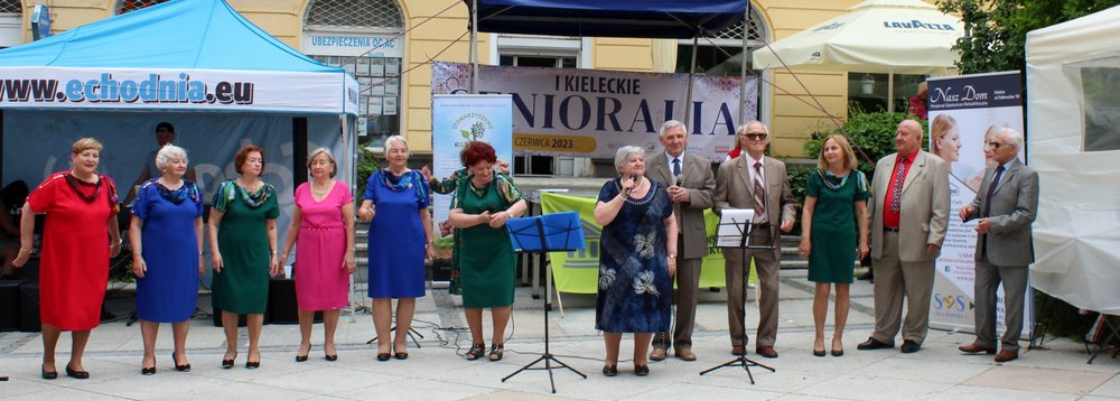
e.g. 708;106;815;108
753;161;766;221
889;157;908;213
672;158;681;177
983;165;1005;217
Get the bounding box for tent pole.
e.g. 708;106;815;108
470;0;479;94
685;36;698;131
887;69;895;113
739;4;749;124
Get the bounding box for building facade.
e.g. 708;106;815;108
9;0;932;162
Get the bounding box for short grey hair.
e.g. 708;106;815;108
614;146;644;174
736;120;769;137
998;128;1025;151
383;135;409;157
659;120;686;137
307;147;338;178
155;145;188;170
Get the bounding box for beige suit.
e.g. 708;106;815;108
714;155;796;348
868;150;950;345
646;152;716;350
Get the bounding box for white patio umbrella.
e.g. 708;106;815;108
752;0;963;111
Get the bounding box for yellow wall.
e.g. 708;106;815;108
14;0;940;157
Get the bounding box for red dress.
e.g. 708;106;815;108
27;172;118;330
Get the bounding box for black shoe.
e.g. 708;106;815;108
41;364;57;380
813;349;826;357
634;364;649;376
377;353;391;362
900;340;921;354
65;364;90;379
296;344;310;362
857;270;874;281
141;366;156;375
831;349;844;357
602;364;618;377
857;337;894;350
172;352;191;372
326;354;338;362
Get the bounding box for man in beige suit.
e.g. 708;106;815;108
645;120;716;362
858;119;950;354
714;121;797;358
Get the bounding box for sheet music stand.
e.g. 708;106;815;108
501;212;587;393
699;210;777;383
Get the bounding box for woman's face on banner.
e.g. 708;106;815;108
937;127;962;162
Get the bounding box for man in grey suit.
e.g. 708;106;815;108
858;119;950;354
957;128;1038;363
645;120;716;362
714;121;797;358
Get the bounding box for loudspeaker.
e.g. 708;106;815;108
266;278;321;325
211;305;249;327
18;281;40;332
0;280;22;331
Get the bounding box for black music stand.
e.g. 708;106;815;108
700;210;776;383
501;212;586;393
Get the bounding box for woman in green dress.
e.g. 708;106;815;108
448;142;526;362
798;135;870;357
208;145;280;369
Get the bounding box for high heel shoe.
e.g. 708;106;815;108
602;364;618;377
141;366;156;375
488;344;504;362
172;352;191;372
393;344;408;360
813;349;827;357
325;344;338;361
465;343;486;361
41;364;57;380
813;338;826;357
65;364;90;379
832;338;844;357
295;344;310;362
221;352;236;369
634;364;649;376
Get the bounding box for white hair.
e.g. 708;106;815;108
998;128;1025;151
155;145;188;170
659;120;686;137
307;147;338;178
383;135;409;157
736;120;769;137
614;146;643;174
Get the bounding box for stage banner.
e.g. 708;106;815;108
926;71;1030;339
430;94;514;241
540;192;754;294
432;61;757;162
0;67;358;114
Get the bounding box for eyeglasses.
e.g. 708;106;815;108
986;141;1004;149
742;133;768;141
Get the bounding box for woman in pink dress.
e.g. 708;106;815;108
279;148;356;362
12;138;122;380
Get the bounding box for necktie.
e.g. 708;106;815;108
983;165;1005;217
672;158;681;177
889;157;907;213
753;161;766;221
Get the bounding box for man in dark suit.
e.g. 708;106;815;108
957;128;1038;363
714;121;797;358
858;119;950;354
645;120;716;362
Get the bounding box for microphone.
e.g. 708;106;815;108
625;174;637;196
674;174;684;187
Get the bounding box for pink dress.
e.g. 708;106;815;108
293;181;352;311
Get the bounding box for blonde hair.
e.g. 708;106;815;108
71;137;103;155
816;134;858;172
307;147;338;178
930;114;958;155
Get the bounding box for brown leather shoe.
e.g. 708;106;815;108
755;346;778;358
650;347;667;361
857;337;894;350
675;348;697;362
994;349;1018;363
958;343;997;355
731;345;747;356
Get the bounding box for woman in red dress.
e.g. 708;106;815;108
12;138;122;380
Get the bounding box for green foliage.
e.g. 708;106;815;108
802;111;927;177
938;0;1120;74
355;147;380;202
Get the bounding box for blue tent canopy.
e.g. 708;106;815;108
467;0;748;39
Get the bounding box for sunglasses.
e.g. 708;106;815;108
742;133;768;141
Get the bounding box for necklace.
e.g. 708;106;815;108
819;169;851;191
311;180;333;196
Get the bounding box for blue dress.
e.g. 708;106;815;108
364;169;430;298
131;180;203;322
595;178;673;333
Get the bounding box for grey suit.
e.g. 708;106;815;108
646;152;716;350
714;155;797;348
967;159;1038;351
867;150;950;345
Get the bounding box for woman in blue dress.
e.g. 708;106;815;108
593;146;678;377
358;135;434;361
129;145;204;375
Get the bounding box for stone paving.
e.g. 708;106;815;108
2;269;1118;401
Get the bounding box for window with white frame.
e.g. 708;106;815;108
0;0;22;48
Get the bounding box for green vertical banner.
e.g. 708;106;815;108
540;192;753;295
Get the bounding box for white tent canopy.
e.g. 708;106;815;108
1026;5;1120;315
752;0;962;75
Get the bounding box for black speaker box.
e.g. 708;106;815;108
267;278;322;325
18;281;40;332
0;279;22;331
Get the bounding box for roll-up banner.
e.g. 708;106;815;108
926;71;1030;339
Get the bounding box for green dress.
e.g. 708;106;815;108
211;181;280;314
431;168;513;295
806;170;870;284
452;174;521;308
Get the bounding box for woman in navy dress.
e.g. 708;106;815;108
358;135;434;361
129;145;204;375
593;146;678;377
